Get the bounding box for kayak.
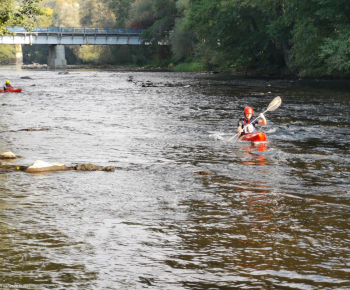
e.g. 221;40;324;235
240;132;267;142
0;88;22;93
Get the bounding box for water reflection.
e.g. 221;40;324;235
238;142;269;166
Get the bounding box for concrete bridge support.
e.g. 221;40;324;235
9;45;23;65
48;45;67;68
15;45;23;65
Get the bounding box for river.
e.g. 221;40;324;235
0;67;349;289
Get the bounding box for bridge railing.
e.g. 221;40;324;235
6;27;147;34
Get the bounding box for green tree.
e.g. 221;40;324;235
186;0;284;72
1;0;44;64
288;0;350;76
51;0;80;27
150;0;177;36
103;0;133;27
185;0;350;75
36;7;53;27
0;45;15;64
127;0;155;29
169;0;195;62
1;0;44;34
80;0;116;27
125;0;177;65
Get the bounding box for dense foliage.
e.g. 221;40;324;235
0;0;44;63
0;0;43;33
94;0;350;77
2;0;350;77
180;0;350;76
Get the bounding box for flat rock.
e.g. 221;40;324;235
0;152;17;159
25;160;70;173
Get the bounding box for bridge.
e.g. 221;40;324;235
0;27;146;67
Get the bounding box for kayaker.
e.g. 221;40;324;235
3;80;13;91
237;106;267;137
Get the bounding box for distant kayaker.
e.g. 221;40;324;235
237;107;267;137
3;80;13;91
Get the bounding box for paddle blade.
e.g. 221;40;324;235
266;96;282;112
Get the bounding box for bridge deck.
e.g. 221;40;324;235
6;27;146;35
0;27;146;45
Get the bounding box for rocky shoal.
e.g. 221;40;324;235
0;152;115;173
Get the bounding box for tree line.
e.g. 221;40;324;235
1;0;350;77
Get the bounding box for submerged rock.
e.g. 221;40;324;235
0;152;17;159
19;128;49;132
0;165;27;172
75;164;115;171
250;92;265;96
0;157;115;174
25;160;70;173
192;170;215;175
75;164;102;171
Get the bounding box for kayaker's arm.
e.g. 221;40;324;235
237;126;243;136
237;120;244;136
258;113;267;125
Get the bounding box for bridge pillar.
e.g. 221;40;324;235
9;45;23;65
15;45;23;65
48;45;67;68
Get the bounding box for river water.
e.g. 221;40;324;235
0;67;349;289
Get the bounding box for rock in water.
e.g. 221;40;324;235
74;164;115;171
25;160;70;173
75;164;102;171
192;170;214;175
0;152;17;159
